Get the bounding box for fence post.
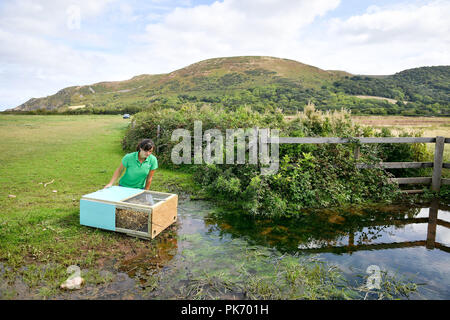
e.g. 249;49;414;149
426;200;438;249
432;136;444;192
156;125;160;154
354;146;360;160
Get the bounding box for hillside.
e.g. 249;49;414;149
9;57;340;112
7;56;449;116
333;66;450;113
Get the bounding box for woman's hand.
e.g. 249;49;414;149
105;163;124;189
144;170;156;190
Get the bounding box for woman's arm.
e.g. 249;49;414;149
144;170;156;190
104;163;124;188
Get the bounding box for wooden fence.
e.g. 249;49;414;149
266;136;449;194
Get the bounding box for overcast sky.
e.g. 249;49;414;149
0;0;449;110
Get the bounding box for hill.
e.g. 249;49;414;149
9;57;343;112
6;56;449;116
332;66;450;115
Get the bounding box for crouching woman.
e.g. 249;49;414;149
104;139;158;190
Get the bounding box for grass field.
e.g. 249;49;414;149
351;115;450;136
352;115;450;178
0;114;198;298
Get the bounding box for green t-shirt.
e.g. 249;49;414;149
119;152;158;189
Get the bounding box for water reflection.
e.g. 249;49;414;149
297;200;450;254
118;234;178;282
90;200;450;299
206;201;450;256
204;200;450;299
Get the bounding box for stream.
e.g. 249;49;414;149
2;199;449;299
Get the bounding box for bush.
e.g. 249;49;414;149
123;104;430;216
122;104;284;166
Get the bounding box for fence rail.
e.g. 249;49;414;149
270;137;438;144
268;135;449;194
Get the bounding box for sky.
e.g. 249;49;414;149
0;0;449;110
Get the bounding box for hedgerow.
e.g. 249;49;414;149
122;104;430;216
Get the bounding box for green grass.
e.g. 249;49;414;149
0;114;198;293
351;117;450;179
371;123;449;178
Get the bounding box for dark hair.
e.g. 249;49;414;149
136;139;155;152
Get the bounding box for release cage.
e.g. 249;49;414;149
80;186;178;239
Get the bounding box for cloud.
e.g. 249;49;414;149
0;0;115;36
129;0;450;76
0;0;116;75
315;0;450;74
329;1;450;44
136;0;341;71
0;0;135;108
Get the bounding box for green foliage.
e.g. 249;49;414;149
332;66;450;116
122;104;284;165
438;185;450;202
372;128;432;178
123;105;430;217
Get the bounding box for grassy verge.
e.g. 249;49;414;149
0;114;198;295
352;115;450;179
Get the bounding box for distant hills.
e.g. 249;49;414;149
334;66;449;105
7;56;449;116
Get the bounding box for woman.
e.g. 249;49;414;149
104;139;158;190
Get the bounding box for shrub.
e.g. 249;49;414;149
122;104;429;216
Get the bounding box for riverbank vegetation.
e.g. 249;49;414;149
123;104;447;217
